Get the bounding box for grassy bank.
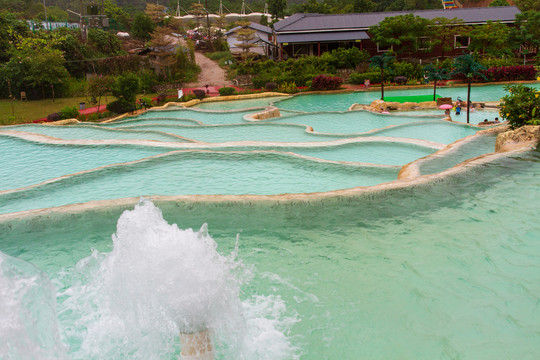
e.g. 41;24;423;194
0;96;112;126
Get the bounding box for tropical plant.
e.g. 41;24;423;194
369;53;395;100
500;84;540;127
450;54;487;123
423;64;450;100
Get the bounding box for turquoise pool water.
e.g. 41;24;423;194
193;96;288;110
0;149;538;359
0;152;399;214
2;85;538;360
392;108;500;124
271;111;434;134
419;135;498;175
129;108;256;125
112;123;347;143
282;142;436;165
276;84;540;112
371;121;478;144
0;136;168;190
5;124;186;142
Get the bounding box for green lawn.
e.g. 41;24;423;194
0;96;112;126
0;92;171;126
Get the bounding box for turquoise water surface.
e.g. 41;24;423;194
275;84;540;112
1;85;538;360
0;148;538;359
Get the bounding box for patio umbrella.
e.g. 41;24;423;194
438;104;453;110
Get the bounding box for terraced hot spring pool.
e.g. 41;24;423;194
1;86;538;360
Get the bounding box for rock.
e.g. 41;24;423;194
495;125;540;152
43;118;79;125
250;107;281;120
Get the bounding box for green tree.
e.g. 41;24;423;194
188;3;205;28
369;53;395;100
353;0;377;12
450;54;487;124
268;0;287;22
111;72;140;103
149;26;176;75
511;11;540;58
234;21;257;57
489;0;509;6
104;0;130;30
88;75;114;111
423;64;449;100
145;3;166;24
430;17;468;60
514;0;540;11
2;37;69;100
468;21;511;56
0;11;28;62
132;12;154;45
87;28;122;55
368;14;433;56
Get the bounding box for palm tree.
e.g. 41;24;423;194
450;54;487;124
370;53;395;100
423;64;450;101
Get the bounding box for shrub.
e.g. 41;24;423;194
47;113;60;122
59;106;80;119
76;114;87;121
277;82;299;93
180;93;197;102
483;65;537;82
106;98;136;114
111;73;140;103
139;97;154;108
311;75;343;90
218;87;236;96
479;56;516;68
499;84;540;128
192;89;206;99
328;47;370;69
389;61;421;81
87;113;100;121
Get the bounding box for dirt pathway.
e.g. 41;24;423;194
184;52;232;88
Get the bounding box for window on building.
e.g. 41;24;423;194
377;43;392;53
417;37;430;51
454;35;469;49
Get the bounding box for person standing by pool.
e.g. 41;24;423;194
364;79;370;88
455;102;461;115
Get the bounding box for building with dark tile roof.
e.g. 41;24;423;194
273;6;520;59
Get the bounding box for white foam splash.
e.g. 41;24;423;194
60;199;298;359
0;252;68;360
